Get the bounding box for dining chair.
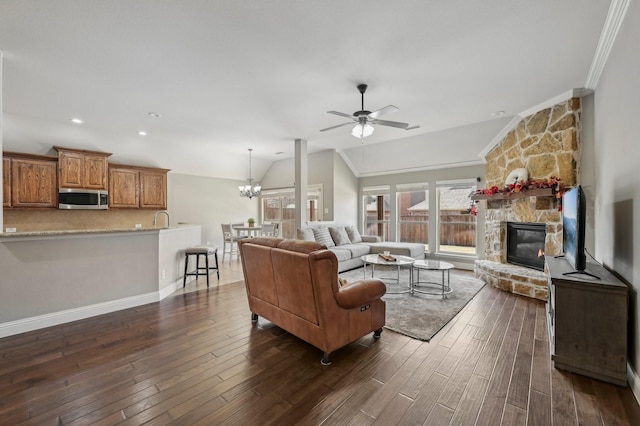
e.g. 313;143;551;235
221;223;248;262
261;223;276;237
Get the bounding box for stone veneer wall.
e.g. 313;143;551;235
476;98;581;301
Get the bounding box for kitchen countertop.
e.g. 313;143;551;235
0;224;200;242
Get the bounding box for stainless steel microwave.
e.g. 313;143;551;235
58;188;109;210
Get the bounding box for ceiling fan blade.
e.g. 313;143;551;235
327;110;354;119
320;122;353;132
371;119;409;129
368;105;399;119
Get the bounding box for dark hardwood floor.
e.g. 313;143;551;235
1;269;639;425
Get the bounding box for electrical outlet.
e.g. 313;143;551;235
135;224;142;229
5;227;16;233
161;269;166;279
206;241;210;246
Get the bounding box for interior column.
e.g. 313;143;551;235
294;138;307;231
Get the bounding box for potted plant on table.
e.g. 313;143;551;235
247;218;255;227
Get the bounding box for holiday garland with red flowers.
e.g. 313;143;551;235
468;177;565;215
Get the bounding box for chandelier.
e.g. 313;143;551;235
239;148;261;199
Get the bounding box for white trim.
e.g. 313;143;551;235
336;149;359;177
159;279;183;300
0;292;159;339
585;0;631;89
479;115;522;160
628;362;640;406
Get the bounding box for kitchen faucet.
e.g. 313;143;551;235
153;211;170;228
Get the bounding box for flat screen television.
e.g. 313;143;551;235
562;185;587;271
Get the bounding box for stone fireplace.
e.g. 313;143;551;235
475;98;581;301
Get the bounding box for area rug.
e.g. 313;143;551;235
339;266;485;341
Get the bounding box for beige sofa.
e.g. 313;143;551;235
297;223;425;272
238;237;386;365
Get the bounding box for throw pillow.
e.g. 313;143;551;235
329;226;351;246
346;225;363;243
297;227;315;242
312;226;335;247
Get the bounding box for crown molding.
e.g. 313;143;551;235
585;0;631;89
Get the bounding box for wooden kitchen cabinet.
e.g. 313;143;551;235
6;155;58;208
3;157;10;207
55;146;111;190
140;169;167;209
109;166;139;208
546;255;628;385
109;165;168;209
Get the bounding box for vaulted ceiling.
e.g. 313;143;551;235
0;1;613;181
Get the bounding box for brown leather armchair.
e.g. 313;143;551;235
238;237;386;365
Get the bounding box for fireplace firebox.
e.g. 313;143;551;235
506;222;546;271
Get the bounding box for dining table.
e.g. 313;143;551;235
233;225;263;237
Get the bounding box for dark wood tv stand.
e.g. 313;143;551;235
545;255;628;385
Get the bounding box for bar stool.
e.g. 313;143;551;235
183;245;219;287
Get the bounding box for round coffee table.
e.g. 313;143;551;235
361;254;415;294
412;260;454;298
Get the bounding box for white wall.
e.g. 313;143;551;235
333;152;358;224
592;0;640;387
168;173;258;250
158;225;202;294
309;150;335;220
580;93;597;254
260;149;342;221
1;51;4;227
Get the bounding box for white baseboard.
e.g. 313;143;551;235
0;275;201;339
0;292;159;339
628;363;640;405
159;278;184;300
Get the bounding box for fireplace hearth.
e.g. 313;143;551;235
506;222;546;271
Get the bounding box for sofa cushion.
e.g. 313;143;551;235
368;241;425;258
345;225;363;243
329;226;351;246
312;226;335;247
297;227;316;242
337;243;370;258
328;247;352;262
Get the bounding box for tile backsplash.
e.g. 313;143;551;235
3;209;164;232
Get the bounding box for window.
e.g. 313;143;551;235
363;186;390;241
396;183;429;250
436;179;477;255
261;186;322;239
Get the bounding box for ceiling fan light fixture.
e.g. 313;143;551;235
351;123;374;139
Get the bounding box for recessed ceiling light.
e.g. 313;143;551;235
138;131;148;136
491;110;506;117
148;112;161;118
70;118;83;124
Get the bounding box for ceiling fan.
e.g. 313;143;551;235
320;84;419;139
